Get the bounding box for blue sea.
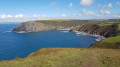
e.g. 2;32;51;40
0;24;98;61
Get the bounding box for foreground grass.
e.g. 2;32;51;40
0;48;120;67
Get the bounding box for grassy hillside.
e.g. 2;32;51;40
0;48;120;67
92;36;120;49
98;21;120;27
36;19;77;22
103;36;120;43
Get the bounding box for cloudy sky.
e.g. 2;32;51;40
0;0;120;22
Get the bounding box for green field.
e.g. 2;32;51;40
107;21;120;24
98;21;120;26
103;36;120;43
0;48;120;67
92;36;120;49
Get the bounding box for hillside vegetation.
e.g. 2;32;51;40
91;36;120;49
0;48;120;67
103;36;120;43
36;19;77;22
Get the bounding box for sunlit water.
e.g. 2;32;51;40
0;24;98;61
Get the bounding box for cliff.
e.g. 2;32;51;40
70;24;120;38
12;19;110;32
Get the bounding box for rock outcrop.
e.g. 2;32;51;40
12;22;60;32
70;24;120;38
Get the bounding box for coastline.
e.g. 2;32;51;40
59;28;105;42
13;28;105;42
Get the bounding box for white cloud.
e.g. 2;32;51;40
33;14;40;17
116;1;120;5
0;14;13;19
102;3;112;9
69;3;73;8
81;9;95;16
1;13;120;22
61;14;66;17
108;3;112;8
15;14;23;18
0;14;7;19
50;2;57;5
80;0;94;6
72;14;82;17
100;10;110;14
113;15;120;18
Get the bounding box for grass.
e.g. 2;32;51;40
92;36;120;49
106;21;120;24
0;48;120;67
94;19;108;21
98;21;120;27
119;24;120;30
103;36;120;43
36;19;76;22
98;23;112;26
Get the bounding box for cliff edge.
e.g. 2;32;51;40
12;19;109;32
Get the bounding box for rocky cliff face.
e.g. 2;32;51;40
70;24;120;38
12;22;65;32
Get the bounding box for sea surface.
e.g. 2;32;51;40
0;24;98;61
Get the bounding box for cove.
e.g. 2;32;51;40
0;24;98;61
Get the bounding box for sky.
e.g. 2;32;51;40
0;0;120;22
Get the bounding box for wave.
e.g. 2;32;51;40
17;31;26;33
59;28;71;31
74;31;105;41
62;30;69;33
59;28;70;33
95;38;101;41
75;31;88;35
5;31;11;32
2;31;11;33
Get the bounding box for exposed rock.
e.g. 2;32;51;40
12;22;64;32
70;24;120;38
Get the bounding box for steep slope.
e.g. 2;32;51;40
70;24;120;38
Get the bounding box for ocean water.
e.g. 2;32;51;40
0;24;98;61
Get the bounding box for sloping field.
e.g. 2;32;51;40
0;48;120;67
